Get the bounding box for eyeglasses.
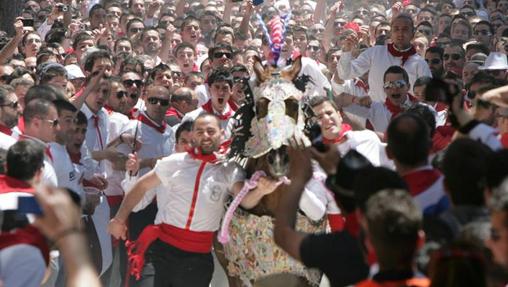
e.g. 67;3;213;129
0;101;18;109
473;30;491;36
383;79;407;89
443;53;462;60
426;58;441;65
308;45;320;51
116;91;137;99
213;52;232;59
147;97;170;106
123;79;143;87
233;76;249;83
171;71;183;78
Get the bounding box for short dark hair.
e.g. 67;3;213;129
207;68;233;88
486;150;508;190
24;84;65;105
72;32;93;51
387;113;431;167
126;18;144;33
176;120;193;142
383;65;410;85
173;42;195;57
366;189;422;267
443;138;492;206
76;111;87;126
414;76;432;88
0;85;12;105
89;4;105;18
181;15;200;31
391;14;415;33
53;99;77;114
6;140;44;181
406;103;437;137
23;98;55;124
426;46;444;59
83;49;112;73
37;63;67;85
308;95;332;108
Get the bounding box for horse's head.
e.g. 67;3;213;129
240;56;307;178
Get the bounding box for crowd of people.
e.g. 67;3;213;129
1;0;508;286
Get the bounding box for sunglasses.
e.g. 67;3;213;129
334;21;346;27
233;76;249;83
116;91;137;99
171;71;183;78
417;29;432;35
383;79;407;89
213;52;232;59
426;58;441;65
123;79;143;87
0;101;18;109
147;97;170;106
443;53;462;60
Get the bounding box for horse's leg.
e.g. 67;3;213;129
213;239;243;287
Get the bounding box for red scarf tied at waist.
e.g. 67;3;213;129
126;223;214;280
387;43;417;66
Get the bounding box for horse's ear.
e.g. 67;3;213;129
253;56;268;83
281;56;302;81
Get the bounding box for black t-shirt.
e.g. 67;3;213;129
300;231;369;287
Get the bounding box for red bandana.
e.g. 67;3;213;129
322;124;353;144
384;94;417;118
165;107;184;119
387;43;417;66
138;114;167;134
354;79;369;94
0;174;35;194
0;123;13;136
186;140;231;164
402;168;442;196
128;108;139;120
104;105;115;115
201;100;233;121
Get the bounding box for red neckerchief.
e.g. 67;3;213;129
138;113;167;134
354;78;369;94
0;174;34;194
201;100;233;121
387;43;417;66
322;124;353;144
0;123;13;136
165;107;184;119
431;126;455;154
186;140;231;164
103;105;115;115
17;117;24;134
128;108;139;120
228;99;239;112
502;133;508;149
385;93;417;118
0;225;50;265
434;102;448;112
402;168;442;196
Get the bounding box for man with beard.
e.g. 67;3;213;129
341;66;418;134
0;86;22;148
141;28;163;66
443;44;466;77
425;47;445;78
109;113;280;286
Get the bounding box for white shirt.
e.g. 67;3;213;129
81;104;109;174
19;135;58;187
118;112;175;176
338;130;394;169
49;142;84;199
0;132;16;150
194;84;210;107
299;167;341;222
152;153;245;231
343;95;415;133
338;45;432;102
103;110;130;197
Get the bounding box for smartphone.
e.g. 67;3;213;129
17;196;43;215
21;18;34;27
252;0;264;6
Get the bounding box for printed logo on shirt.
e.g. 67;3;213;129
204;181;227;203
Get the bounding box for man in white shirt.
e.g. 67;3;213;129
309;95;392;168
338;14;432;102
20;98;59;187
0;86;21;149
341;66;418;135
49;100;83;199
183;69;235;139
109;113;281;287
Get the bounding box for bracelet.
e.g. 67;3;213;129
53;227;82;246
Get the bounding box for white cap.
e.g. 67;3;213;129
65;64;85;80
479;52;508;70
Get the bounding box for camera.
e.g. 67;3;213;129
21;18;34;27
307;123;328;152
